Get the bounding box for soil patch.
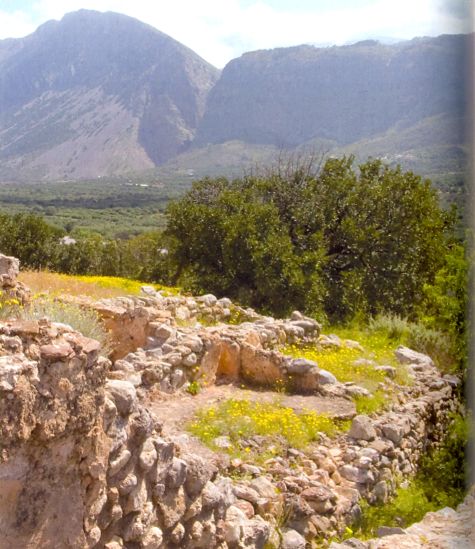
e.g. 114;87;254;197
146;383;355;438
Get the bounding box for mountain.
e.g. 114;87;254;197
196;35;468;149
0;10;469;185
0;10;219;179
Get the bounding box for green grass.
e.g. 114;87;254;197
282;325;413;415
353;390;388;415
285;344;386;391
188;398;345;462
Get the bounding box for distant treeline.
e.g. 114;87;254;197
0;212;169;282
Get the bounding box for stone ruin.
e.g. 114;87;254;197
0;254;30;305
0;255;471;549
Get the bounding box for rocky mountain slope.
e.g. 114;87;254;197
196;35;467;148
0;10;469;182
0;10;219;179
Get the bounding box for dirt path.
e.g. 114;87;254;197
146;383;355;438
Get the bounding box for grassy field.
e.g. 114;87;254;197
18;271;179;299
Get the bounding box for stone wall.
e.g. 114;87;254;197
0;319;108;548
111;315;325;394
94;339;461;548
0;315;459;548
99;378;273;549
0;263;464;548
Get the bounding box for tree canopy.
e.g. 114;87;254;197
166;156;452;321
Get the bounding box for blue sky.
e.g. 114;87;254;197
0;0;471;67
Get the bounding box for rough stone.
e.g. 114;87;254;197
395;346;434;367
141;526;164;548
106;380;137;416
287;358;318;375
167;457;187;488
349;415;377;441
282;528;306;549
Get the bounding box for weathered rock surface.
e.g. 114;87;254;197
0;319;107;548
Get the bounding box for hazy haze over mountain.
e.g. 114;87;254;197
196;34;467;147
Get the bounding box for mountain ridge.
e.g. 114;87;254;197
0;9;219;179
0;10;469;183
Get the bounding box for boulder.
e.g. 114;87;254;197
318;368;338;384
395;346;434;367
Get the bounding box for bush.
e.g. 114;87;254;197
368;314;411;340
369;313;456;372
21;296;110;352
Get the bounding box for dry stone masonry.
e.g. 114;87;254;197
329;487;475;548
0;257;468;548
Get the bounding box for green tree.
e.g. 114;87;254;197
418;241;469;366
166;156;451;320
0;213;63;270
321;159;449;319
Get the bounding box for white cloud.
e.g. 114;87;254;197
0;9;37;39
0;0;471;67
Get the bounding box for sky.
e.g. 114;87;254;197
0;0;472;67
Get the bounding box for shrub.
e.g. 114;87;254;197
369;313;456;372
368;314;410;340
405;323;454;372
21;296;110;352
